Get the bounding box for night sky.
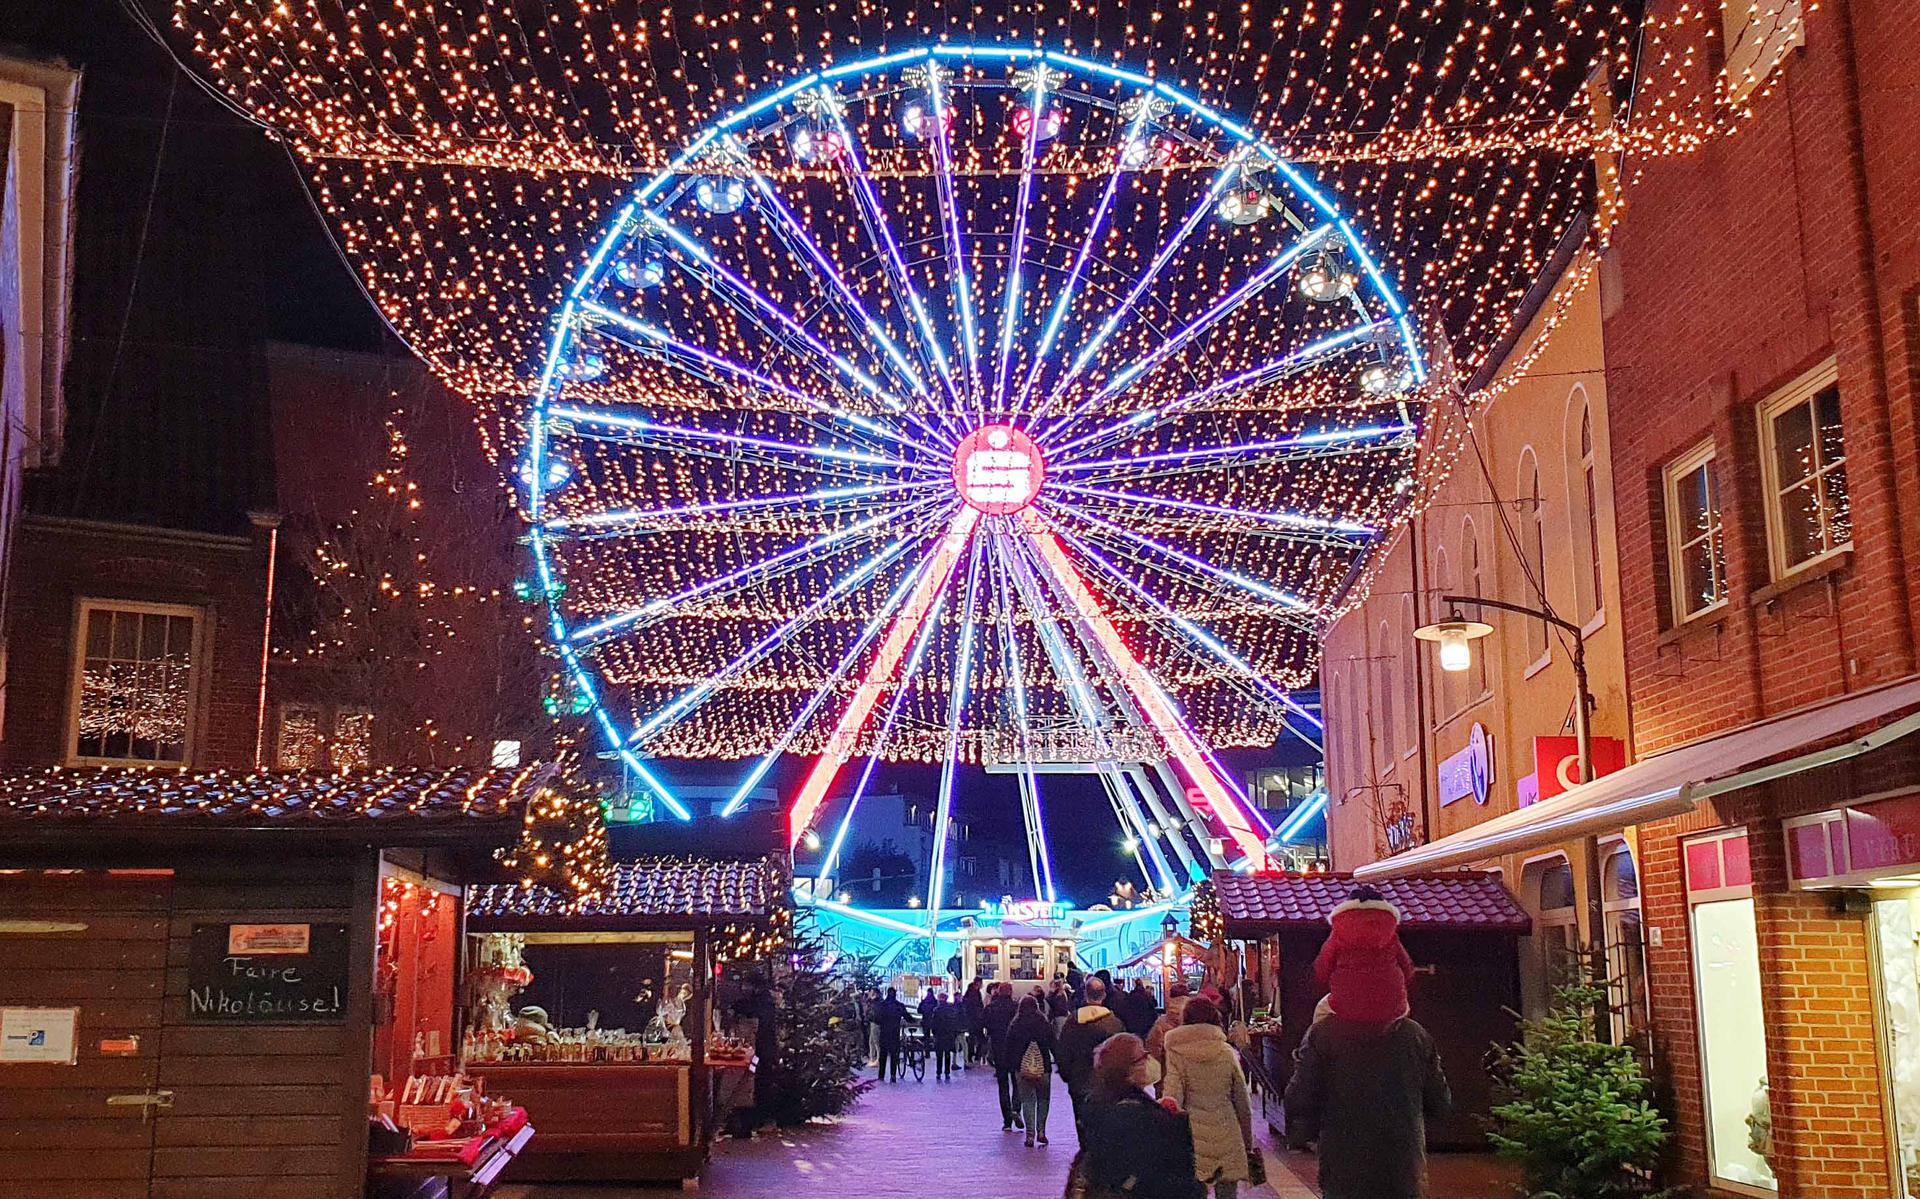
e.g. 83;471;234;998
2;0;1321;903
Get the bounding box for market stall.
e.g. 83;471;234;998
956;901;1081;990
460;856;781;1184
1113;914;1211;1002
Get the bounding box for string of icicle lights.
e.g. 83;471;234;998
164;3;1806;880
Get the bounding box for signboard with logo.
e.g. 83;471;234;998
187;922;349;1023
1530;735;1627;803
983;899;1069;924
1438;722;1494;806
0;1007;78;1065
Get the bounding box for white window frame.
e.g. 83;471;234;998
66;598;205;768
1601;838;1649;1043
1756;359;1848;581
1515;450;1551;670
1721;0;1804;105
1520;852;1579;1019
1664;439;1729;624
1572;395;1605;622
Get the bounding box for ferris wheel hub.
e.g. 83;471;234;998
952;424;1046;515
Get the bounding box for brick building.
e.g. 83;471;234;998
1348;3;1920;1197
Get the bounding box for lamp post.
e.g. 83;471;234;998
1414;593;1610;1045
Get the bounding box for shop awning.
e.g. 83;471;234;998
1356;677;1920;880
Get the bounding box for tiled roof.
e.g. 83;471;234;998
1215;871;1531;934
0;764;552;834
466;856;783;924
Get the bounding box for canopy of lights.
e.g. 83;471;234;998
167;0;1803;902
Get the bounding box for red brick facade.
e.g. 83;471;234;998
1606;2;1920;1194
1;514;273;770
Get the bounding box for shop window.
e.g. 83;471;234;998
1664;441;1728;623
1722;0;1803;104
1686;828;1776;1193
1873;893;1920;1198
1010;943;1045;981
68;600;202;766
1757;361;1849;578
1603;842;1649;1043
1521;855;1578;1019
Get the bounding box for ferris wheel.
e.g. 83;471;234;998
521;44;1424;908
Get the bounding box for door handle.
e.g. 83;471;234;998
106;1091;174;1120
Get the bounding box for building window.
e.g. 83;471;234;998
1521;854;1578;1019
1722;0;1803;104
1375;620;1396;772
1462;519;1489;701
68;601;202;766
1603;842;1648;1043
1573;399;1604;620
1399;594;1417;755
1518;453;1549;663
1664;441;1728;622
1685;828;1776;1193
1758;362;1850;577
276;704;374;771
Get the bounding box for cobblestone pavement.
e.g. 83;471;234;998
497;1059;1510;1196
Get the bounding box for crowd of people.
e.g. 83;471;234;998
850;886;1454;1199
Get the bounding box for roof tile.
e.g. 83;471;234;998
466;856;781;922
1214;871;1530;934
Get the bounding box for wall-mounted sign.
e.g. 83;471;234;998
227;924;311;955
1438;722;1494;807
983;899;1069;924
188;923;348;1023
1;1007;78;1064
1531;735;1627;801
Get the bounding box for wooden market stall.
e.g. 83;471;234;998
1214;870;1529;1147
460;856;781;1185
1113;926;1211;1003
0;764;551;1199
955;909;1080;991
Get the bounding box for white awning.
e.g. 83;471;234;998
1355;677;1920;880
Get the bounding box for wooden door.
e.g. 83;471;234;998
0;870;173;1198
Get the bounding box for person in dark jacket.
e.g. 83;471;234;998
918;989;940;1025
1072;1033;1202;1199
983;981;1021;1130
1056;977;1127;1141
1283;1015;1451;1199
962;979;987;1064
928;994;962;1080
1006;995;1057;1147
1121;978;1158;1037
873;987;909;1082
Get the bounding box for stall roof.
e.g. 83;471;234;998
0;764;553;843
466;856;783;926
1216;871;1530;936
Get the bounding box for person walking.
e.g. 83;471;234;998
1006;995;1056;1147
1048;978;1073;1036
873;987;908;1082
1121;978;1158;1037
1056;976;1126;1141
1146;981;1192;1069
1283;1015;1451;1199
1161;997;1257;1199
929;992;961;1080
984;981;1021;1130
962;978;987;1065
1072;1033;1202;1199
860;987;881;1068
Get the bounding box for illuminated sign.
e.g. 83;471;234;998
983;898;1069;924
953;425;1044;515
1438;722;1494;807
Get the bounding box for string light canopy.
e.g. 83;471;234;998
160;0;1811;898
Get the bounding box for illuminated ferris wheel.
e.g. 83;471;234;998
521;44;1424;907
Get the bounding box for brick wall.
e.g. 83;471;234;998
2;515;272;770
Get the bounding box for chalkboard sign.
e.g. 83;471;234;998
187;923;350;1023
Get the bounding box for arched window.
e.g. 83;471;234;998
1399;593;1417;753
1518;450;1549;662
1462;517;1489;700
1521;854;1578;1018
1603;841;1647;1041
1569;391;1604;621
1376;620;1396;772
1431;546;1456;718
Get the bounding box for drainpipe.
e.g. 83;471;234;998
249;512;282;768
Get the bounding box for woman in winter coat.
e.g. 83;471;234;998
1146;982;1192;1068
1070;1033;1203;1199
1005;995;1057;1147
1160;997;1257;1199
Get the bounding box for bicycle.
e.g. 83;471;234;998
900;1023;930;1082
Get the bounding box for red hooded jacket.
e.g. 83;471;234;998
1313;897;1414;1028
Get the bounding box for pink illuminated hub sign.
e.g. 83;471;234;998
953;425;1045;515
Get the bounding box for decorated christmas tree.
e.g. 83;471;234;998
766;912;871;1125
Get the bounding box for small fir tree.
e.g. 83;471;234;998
766;912;872;1124
1488;957;1675;1199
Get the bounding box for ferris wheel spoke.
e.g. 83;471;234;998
825;106;968;424
1046;317;1389;461
723;532;947;818
544;481;934;538
1050;481;1375;545
923;534;986;924
924;67;984;414
1040;498;1321;621
576;303;944;463
1038;224;1336;445
1022;149;1248;429
986;534;1057;901
1056;422;1414;483
718;133;947;439
569;496;951;645
990;69;1051;413
549;400;934;477
1006;107;1148;422
626;530;924;750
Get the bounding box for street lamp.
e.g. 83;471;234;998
1414;592;1611;1045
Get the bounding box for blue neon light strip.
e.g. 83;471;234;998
1275;790;1329;844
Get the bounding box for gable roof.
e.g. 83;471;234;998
1215;870;1531;935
